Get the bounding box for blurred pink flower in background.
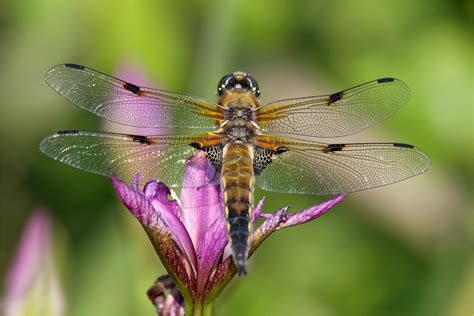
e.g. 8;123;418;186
2;210;65;316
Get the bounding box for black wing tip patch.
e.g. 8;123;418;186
393;143;414;149
64;63;85;70
377;77;395;83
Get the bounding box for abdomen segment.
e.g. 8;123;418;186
221;141;254;275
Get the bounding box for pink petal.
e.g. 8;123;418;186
252;194;348;249
143;179;181;220
281;193;348;228
250;207;290;250
251;197;267;222
112;175;197;273
181;152;223;251
195;215;228;298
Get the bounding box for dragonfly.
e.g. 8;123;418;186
40;63;431;275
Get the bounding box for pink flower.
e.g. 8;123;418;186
112;151;347;315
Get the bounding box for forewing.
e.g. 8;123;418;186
256;78;410;137
45;64;222;129
256;138;431;195
39;131;219;187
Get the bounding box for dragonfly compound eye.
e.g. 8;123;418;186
217;72;260;97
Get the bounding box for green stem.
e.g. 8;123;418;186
185;301;213;316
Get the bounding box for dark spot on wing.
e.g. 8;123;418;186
329;91;343;104
324;143;345;153
123;82;141;95
64;63;85;70
393;143;414;149
189;142;202;149
131;135;151;144
377;78;395;83
276;146;288;154
57;130;80;134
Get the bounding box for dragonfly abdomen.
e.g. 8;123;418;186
221;141;254;275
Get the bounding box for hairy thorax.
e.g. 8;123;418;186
220;94;260;143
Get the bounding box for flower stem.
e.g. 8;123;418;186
186;302;213;316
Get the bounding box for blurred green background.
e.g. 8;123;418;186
1;0;473;315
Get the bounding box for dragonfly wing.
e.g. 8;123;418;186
39;131;219;187
255;137;431;195
45;64;222;129
256;78;410;138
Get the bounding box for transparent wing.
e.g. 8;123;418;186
39;131;219;187
45;64;223;129
256;78;410;137
256;137;431;195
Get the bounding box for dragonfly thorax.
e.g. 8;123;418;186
225;125;255;140
224;106;254;121
221;101;259;141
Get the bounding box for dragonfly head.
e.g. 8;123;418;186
217;71;260;97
